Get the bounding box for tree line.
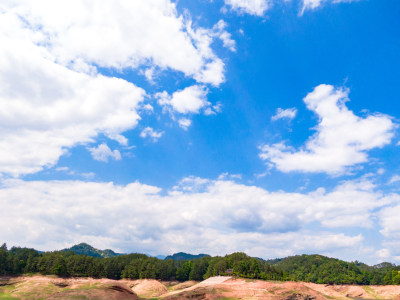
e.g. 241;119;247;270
0;243;281;281
270;254;400;285
1;243;399;285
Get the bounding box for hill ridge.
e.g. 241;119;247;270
62;242;122;258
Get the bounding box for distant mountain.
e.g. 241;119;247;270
165;252;209;261
62;243;122;258
373;262;396;270
266;258;282;265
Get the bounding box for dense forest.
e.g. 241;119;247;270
268;254;400;285
0;243;399;285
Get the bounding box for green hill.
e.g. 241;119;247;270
268;254;397;285
164;252;209;261
62;243;121;258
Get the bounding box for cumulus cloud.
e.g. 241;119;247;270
157;85;211;114
377;194;400;262
260;84;395;175
378;196;400;239
0;14;144;175
225;0;271;16
0;177;388;258
0;0;233;176
2;0;228;85
140;127;164;142
271;107;298;121
87;143;121;162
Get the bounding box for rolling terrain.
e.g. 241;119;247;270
1;275;400;299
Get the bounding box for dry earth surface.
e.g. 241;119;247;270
1;275;400;300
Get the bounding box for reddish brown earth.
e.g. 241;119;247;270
1;275;400;299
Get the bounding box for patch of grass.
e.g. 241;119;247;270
74;282;100;290
363;286;379;299
0;284;16;293
11;282;59;299
215;288;230;293
23;273;40;277
0;293;18;300
280;289;300;296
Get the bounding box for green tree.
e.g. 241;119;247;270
176;261;192;281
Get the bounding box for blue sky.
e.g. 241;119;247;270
0;0;400;264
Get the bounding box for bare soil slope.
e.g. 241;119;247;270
2;275;400;300
0;276;139;299
162;277;400;300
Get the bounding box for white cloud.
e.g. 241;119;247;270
224;0;359;17
2;0;228;86
271;107;298;121
140;127;164;142
218;172;242;180
0;14;144;175
260;84;395;175
301;0;359;15
157;85;210;114
0;177;388;260
88;143;121;162
225;0;271;16
212;20;236;52
0;0;234;176
377;248;391;260
178;118;192;130
379;196;400;239
389;175;400;184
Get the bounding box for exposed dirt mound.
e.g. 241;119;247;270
3;275;400;300
284;293;316;300
130;279;168;297
169;280;197;291
161;277;400;300
163;286;217;300
49;282;139;300
0;276;140;300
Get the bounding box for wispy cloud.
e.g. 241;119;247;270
140;127;164;142
300;0;360;15
178;118;192;130
224;0;271;16
271;107;298;121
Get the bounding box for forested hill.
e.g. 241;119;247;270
267;254;400;285
61;243;122;258
165;252;209;261
1;243;400;285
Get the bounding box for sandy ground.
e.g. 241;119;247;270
1;275;400;299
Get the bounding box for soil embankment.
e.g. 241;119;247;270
1;275;400;299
